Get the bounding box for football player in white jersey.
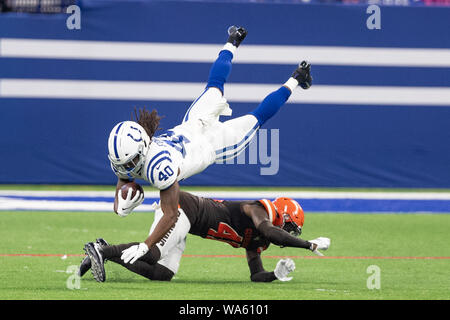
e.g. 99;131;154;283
106;26;313;263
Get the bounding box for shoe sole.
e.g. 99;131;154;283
84;243;105;282
77;255;91;277
78;238;108;277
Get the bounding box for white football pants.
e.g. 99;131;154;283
182;87;260;164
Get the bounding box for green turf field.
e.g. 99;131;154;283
1;201;449;300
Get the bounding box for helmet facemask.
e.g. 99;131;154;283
271;197;305;238
281;214;302;237
108;143;146;176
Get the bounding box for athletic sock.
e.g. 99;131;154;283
222;42;237;55
206;48;234;94
250;86;292;126
283;77;299;92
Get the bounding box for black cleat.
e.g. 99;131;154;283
292;61;312;89
78;255;91;277
78;238;109;277
96;238;109;248
227;25;247;48
84;242;106;282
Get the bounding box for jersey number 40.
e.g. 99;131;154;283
158;165;174;182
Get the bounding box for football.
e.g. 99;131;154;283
120;181;144;199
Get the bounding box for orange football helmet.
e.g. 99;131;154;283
259;197;304;236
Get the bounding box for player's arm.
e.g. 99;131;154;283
246;249;276;282
143;181;180;249
120;157;181;264
120;180;180;265
246;249;295;282
143;158;180;248
242;203;312;250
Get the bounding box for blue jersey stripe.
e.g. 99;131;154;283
113;122;124;160
216;136;254;162
146;150;171;182
148;156;173;184
215;122;259;157
183;88;208;122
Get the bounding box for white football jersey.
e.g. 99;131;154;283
110;85;260;190
113;122;216;190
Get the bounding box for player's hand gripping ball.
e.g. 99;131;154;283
116;182;145;217
120;181;144;199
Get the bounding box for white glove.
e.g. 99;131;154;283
274;258;295;282
121;243;149;264
116;188;144;217
309;237;331;256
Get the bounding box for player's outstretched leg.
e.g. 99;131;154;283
182;26;247;123
108;258;174;281
251;61;312;126
212;61;312;162
81;240;172;281
206;26;247;94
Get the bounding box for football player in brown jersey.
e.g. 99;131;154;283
81;191;330;283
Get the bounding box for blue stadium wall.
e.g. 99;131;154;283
0;1;449;187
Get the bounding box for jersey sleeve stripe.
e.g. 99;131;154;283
148;156;173;184
145;150;170;177
259;199;276;224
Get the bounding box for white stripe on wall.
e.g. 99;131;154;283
1;79;450;106
1;38;450;67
